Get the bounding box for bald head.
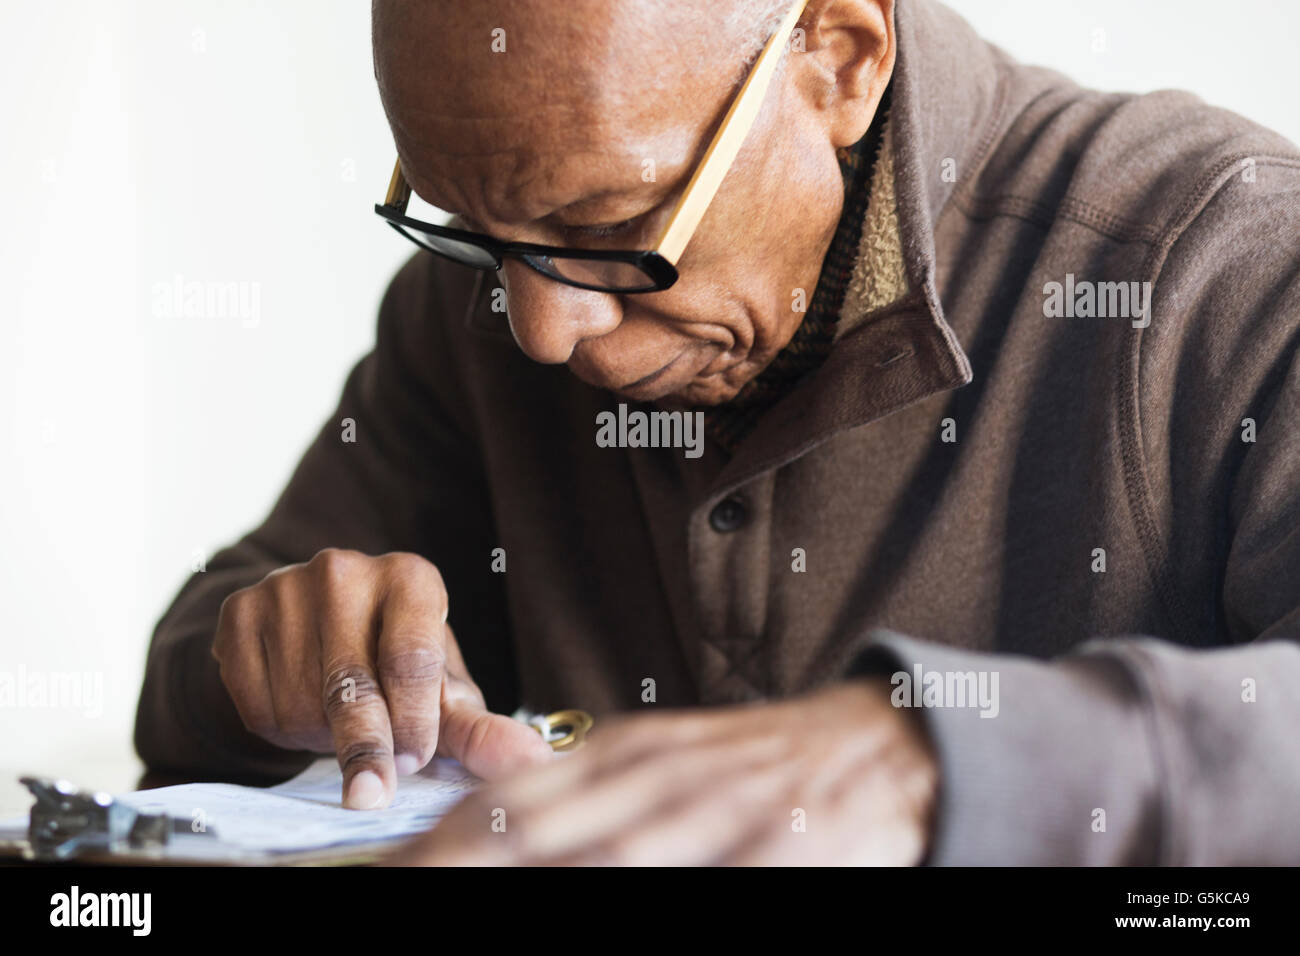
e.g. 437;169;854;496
373;0;793;226
373;0;791;110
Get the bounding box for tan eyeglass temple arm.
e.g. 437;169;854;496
385;159;412;210
653;0;809;266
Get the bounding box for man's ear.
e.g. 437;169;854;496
798;0;895;149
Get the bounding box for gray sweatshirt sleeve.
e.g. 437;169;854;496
853;631;1300;864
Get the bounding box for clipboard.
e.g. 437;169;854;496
2;708;593;866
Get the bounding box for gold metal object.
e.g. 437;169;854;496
533;709;594;752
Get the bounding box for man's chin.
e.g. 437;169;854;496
601;376;742;408
661;376;747;408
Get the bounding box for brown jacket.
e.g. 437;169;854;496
136;0;1300;864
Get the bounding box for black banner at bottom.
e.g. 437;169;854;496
0;863;1282;941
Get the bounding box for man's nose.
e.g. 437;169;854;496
498;260;623;364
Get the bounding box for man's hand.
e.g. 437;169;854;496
388;678;938;865
211;548;554;809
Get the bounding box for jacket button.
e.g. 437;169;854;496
709;497;747;533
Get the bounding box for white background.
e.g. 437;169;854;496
2;0;1298;813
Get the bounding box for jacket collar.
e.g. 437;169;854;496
842;0;1010;352
888;0;1007;295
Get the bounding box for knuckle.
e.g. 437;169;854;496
251;565;312;625
263;566;301;604
379;550;429;574
382;551;446;592
215;588;260;649
436;708;482;761
309;547;367;587
377;644;445;686
389;723;437;762
462;712;496;759
322;662;384;717
337;738;393;774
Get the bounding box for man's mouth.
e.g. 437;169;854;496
614;346;723;402
620;358;681;393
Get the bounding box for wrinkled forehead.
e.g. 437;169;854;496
373;0;741;222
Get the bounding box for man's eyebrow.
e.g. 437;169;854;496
405;127;698;229
435;171;679;233
545;183;671;222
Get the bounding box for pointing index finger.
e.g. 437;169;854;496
322;655;396;810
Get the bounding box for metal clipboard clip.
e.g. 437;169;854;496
519;709;594;753
19;775;213;862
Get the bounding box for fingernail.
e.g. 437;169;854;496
345;770;386;810
394;753;421;776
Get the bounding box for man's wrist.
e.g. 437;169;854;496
845;672;940;865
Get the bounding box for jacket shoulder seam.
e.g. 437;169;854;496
1116;157;1300;651
951;154;1300;242
950;192;1162;242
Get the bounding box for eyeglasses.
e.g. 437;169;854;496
374;0;808;294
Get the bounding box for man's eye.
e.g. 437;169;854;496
564;216;642;241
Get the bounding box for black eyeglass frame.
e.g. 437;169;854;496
372;205;681;294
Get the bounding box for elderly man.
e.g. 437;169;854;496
135;0;1300;865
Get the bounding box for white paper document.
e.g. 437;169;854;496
2;758;478;863
133;758;477;859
